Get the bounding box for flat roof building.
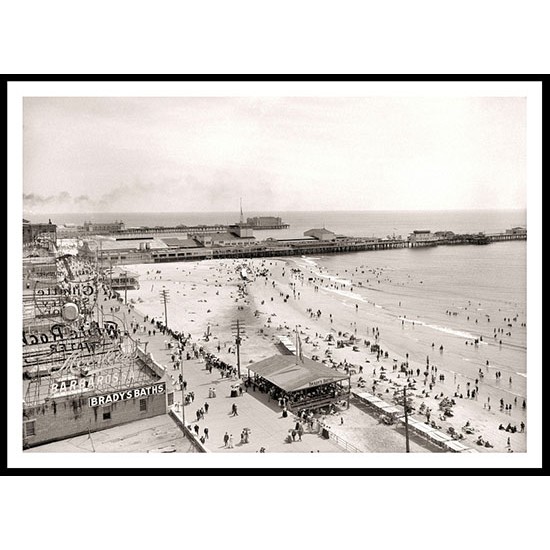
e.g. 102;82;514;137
304;228;337;241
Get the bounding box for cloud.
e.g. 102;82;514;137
23;192;73;207
74;194;92;204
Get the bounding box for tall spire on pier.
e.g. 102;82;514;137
239;197;244;225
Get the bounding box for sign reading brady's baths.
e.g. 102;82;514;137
88;383;166;407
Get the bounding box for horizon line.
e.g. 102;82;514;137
22;207;527;215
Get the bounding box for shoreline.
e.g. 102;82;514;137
124;254;527;453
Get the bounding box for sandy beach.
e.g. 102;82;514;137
125;255;527;453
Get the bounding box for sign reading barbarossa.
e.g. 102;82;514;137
89;383;165;407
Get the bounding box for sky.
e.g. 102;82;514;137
22;96;527;214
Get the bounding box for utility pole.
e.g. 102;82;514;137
295;325;298;365
160;289;170;327
235;319;241;379
231;319;245;379
404;386;410;453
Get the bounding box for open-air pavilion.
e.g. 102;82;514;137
248;354;351;413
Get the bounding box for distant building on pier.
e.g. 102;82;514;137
228;224;255;238
505;226;527;236
83;220;125;234
193;231;256;247
304;228;337;241
409;230;439;247
246;216;289;229
433;230;455;240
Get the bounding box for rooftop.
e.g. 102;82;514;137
23;414;197;453
161;237;200;248
87;237;169;251
250;354;349;393
210;232;255;242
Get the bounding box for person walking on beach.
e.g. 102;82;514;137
228;434;234;449
224;432;229;447
204;402;209;414
204;427;209;440
231;403;239;416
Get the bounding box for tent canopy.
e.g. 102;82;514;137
250;354;348;393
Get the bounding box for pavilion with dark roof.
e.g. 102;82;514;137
248;354;351;413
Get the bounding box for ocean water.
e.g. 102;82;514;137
287;239;527;388
35;209;527;380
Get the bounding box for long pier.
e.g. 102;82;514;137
89;230;526;266
118;224;228;236
148;232;526;263
409;233;526;248
486;232;527;243
151;238;403;263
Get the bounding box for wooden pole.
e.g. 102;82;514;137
236;319;241;379
347;374;351;409
404;386;410;453
160;289;169;326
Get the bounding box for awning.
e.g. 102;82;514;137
249;354;349;392
429;431;452;443
445;440;470;452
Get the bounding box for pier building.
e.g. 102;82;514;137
409;230;439;247
83;220;125;234
304;228;337;241
505;226;527;236
246;215;289;229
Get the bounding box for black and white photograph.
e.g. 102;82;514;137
8;79;542;471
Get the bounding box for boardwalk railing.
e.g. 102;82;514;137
319;423;362;453
168;407;208;453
